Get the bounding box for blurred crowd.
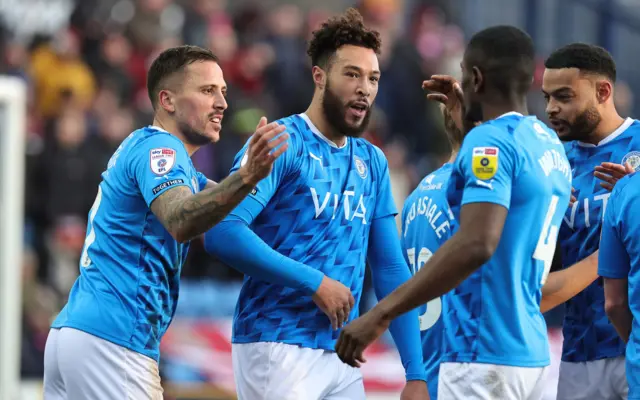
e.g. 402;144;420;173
5;0;631;381
1;0;465;379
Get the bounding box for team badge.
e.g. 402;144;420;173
472;147;499;180
354;156;368;179
622;151;640;172
150;148;176;175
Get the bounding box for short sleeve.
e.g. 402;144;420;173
196;171;209;191
130;134;192;206
454;124;519;209
226;122;297;223
598;185;631;279
372;146;398;219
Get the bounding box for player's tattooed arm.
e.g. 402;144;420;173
151;174;253;242
604;277;632;343
441;104;464;148
540;250;598;313
151;118;289;242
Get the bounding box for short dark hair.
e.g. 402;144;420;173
306;8;381;69
544;43;616;82
147;45;219;110
465;25;535;96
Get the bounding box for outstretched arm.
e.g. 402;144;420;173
540;250;598;313
367;215;426;383
150;119;288;242
377;202;505;322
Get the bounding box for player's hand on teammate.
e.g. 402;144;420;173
400;380;430;400
238;117;289;185
594;161;635;191
312;276;355;330
422;75;464;131
569;187;577;206
335;309;389;368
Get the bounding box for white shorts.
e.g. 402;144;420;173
438;362;549;400
232;342;364;400
557;357;628;400
43;327;163;400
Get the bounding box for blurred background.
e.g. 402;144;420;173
0;0;636;398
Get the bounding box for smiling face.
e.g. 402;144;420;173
320;44;380;137
542;67;605;141
159;60;228;145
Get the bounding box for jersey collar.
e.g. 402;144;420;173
300;113;349;149
577;117;634;148
496;111;524;119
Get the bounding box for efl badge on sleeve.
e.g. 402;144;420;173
472;147;499;180
150;148;177;175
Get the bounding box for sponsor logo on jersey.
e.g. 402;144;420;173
622;151;640;172
419;173;443;191
472;147;499;180
354;155;368;179
150;148;176;175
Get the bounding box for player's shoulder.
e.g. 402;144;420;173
127;126;186;155
612;172;640;197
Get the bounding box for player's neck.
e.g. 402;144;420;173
481;97;528;123
305;102;347;148
152;116;200;156
587;110;625;145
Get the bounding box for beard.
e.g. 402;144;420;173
462;99;484;134
322;80;372;138
561;106;602;142
176;117;213;146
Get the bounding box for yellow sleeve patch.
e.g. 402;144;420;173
471;147;499;180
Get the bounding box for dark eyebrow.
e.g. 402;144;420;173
201;84;227;92
542;87;573;97
344;64;381;76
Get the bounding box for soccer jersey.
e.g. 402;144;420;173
598;172;640;399
443;113;571;367
560;117;640;362
52;126;206;361
401;163;456;398
224;113;397;350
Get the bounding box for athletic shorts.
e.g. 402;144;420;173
438;362;549;400
43;327;163;399
557;356;628;400
232;342;364;400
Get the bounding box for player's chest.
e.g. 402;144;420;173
563;147;636;231
293;148;376;225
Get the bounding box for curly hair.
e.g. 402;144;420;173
306;8;381;69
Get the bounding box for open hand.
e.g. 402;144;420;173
594;161;635;191
238;117;289;185
422;75;464;131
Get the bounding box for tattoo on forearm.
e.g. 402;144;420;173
442;107;464;147
151;173;253;241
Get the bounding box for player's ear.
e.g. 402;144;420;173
596;80;613;104
472;66;483;93
158;89;176;114
312;66;326;90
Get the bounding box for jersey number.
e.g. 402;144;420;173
533;195;560;285
406;247;442;331
80;186;103;268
